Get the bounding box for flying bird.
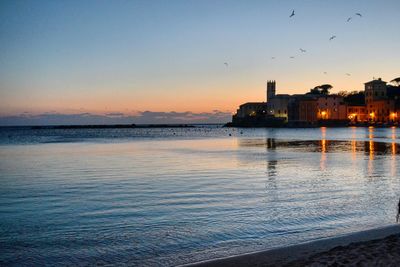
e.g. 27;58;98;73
289;10;295;18
346;73;351;76
329;35;336;41
271;57;275;60
347;17;352;22
224;62;228;67
323;72;327;75
356;13;362;17
300;48;306;53
290;56;295;59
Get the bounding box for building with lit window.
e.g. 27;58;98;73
265;80;291;122
365;78;398;123
316;95;347;120
230;77;400;127
231;102;285;126
234;102;268;118
347;105;367;123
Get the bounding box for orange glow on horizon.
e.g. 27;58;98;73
1;75;399;116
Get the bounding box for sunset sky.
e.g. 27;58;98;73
0;0;399;124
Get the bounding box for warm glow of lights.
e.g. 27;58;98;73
249;111;256;116
320;110;327;120
369;140;374;160
350;126;357;160
348;113;357;120
351;140;356;156
320;127;327;170
390;127;397;175
368;126;374;160
369;112;375;118
321;139;326;153
391;127;396;156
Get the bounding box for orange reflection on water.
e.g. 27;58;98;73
320;127;326;170
392;127;396;155
391;127;396;176
351;127;357;161
368;127;374;161
367;127;374;176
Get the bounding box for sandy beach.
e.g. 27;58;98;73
287;232;400;266
186;224;400;267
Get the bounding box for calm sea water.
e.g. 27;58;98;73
0;126;399;266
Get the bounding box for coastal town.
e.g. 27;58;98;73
230;77;400;127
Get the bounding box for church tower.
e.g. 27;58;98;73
266;80;276;102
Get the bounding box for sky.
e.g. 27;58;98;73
0;0;399;124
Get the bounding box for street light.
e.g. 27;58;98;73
321;111;327;119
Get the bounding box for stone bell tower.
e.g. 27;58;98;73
266;80;276;102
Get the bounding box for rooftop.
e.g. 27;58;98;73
365;78;387;84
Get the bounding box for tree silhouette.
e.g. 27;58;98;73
308;84;333;95
319;84;332;94
390;77;400;86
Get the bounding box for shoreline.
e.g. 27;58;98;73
0;123;399;129
184;224;400;267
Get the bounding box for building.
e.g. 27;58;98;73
234;102;268;118
365;78;398;123
267;95;291;121
266;81;291;122
347;105;367;123
367;99;396;123
231;102;284;127
365;78;387;104
299;98;318;124
293;94;347;124
387;85;400;123
316;95;347;120
230;77;400;127
266;80;276;102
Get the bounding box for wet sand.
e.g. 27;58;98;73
185;225;400;267
287;232;400;266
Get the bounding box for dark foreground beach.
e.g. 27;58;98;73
186;225;400;267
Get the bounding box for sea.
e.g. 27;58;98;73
0;126;399;266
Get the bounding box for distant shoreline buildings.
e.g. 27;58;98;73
230;77;400;127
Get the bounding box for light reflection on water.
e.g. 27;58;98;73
0;127;399;266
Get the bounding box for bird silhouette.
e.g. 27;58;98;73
224;62;228;67
329;35;336;41
290;56;295;59
323;72;327;75
289;10;295;18
271;57;275;60
300;48;306;53
356;13;362;17
346;73;351;76
347;17;352;22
